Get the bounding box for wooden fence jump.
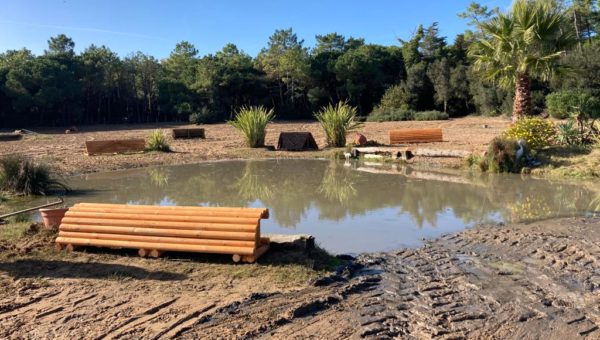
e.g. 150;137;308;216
172;128;205;139
389;128;443;145
85;139;146;155
55;203;270;263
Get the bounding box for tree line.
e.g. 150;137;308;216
0;0;599;128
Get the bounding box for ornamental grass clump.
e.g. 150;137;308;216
315;102;362;147
146;130;171;152
0;154;69;195
229;106;275;148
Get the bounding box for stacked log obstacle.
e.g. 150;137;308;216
172;128;205;139
85;139;146;155
55;203;270;263
389;128;443;145
0;133;22;141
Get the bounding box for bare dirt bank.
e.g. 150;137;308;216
0;117;509;176
0;217;598;339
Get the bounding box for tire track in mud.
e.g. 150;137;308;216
0;217;599;338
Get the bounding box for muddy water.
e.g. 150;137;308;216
32;159;599;254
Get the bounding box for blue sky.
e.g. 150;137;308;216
0;0;512;59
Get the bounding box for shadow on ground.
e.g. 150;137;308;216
0;259;187;281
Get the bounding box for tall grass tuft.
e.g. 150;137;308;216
146;130;171;152
0;155;69;195
315;102;362;147
229;106;275;147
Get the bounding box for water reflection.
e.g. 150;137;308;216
53;159;597;253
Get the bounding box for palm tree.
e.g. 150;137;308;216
470;0;575;122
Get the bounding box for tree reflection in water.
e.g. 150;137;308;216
63;160;597;229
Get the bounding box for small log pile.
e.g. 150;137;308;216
55;203;270;263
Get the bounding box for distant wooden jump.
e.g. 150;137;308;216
0;134;22;142
55;203;270;263
277;132;318;151
389;128;443;145
172;128;205;139
85;139;146;155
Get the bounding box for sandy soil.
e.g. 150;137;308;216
0;217;598;339
0;117;510;176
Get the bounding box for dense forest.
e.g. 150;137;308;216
0;1;599;127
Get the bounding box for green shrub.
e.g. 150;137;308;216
414;110;449;121
315;102;362;147
146;130;171;152
0;155;68;195
367;107;415;122
480;137;524;173
378;84;411;111
229;106;275;147
546;90;577;119
504;117;556;150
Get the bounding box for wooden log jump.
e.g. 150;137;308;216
55;203;270;263
172;128;205;139
85;139;146;155
0;133;22;141
389;128;443;145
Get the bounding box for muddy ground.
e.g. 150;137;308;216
0;117;509;176
0;217;598;339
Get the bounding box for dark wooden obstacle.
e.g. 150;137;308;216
55;203;270;263
172;128;205;139
277;132;318;151
389;128;443;145
85;139;146;155
0;133;22;141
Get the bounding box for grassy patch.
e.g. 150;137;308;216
532;146;600;178
0;221;32;242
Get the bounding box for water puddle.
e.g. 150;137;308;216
17;159;600;254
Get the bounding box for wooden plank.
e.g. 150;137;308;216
55;237;255;255
59;231;256;247
0;134;22;141
389;128;443;145
85;139;145;155
172;128;205;139
59;224;257;240
62;215;260;227
74;203;269;218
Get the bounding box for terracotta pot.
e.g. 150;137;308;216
39;208;69;229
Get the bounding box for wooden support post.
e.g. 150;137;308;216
138;249;149;257
232;254;242;263
65;244;79;252
149;249;164;258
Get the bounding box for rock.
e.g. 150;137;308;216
264;234;315;251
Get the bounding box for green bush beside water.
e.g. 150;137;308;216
0;155;68;196
315;102;362;147
146;130;171;152
229;106;275;148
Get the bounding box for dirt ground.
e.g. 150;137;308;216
0;117;510;176
0;217;598;339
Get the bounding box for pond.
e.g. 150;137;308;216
23;159;600;254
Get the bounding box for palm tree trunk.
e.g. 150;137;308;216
512;73;531;122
